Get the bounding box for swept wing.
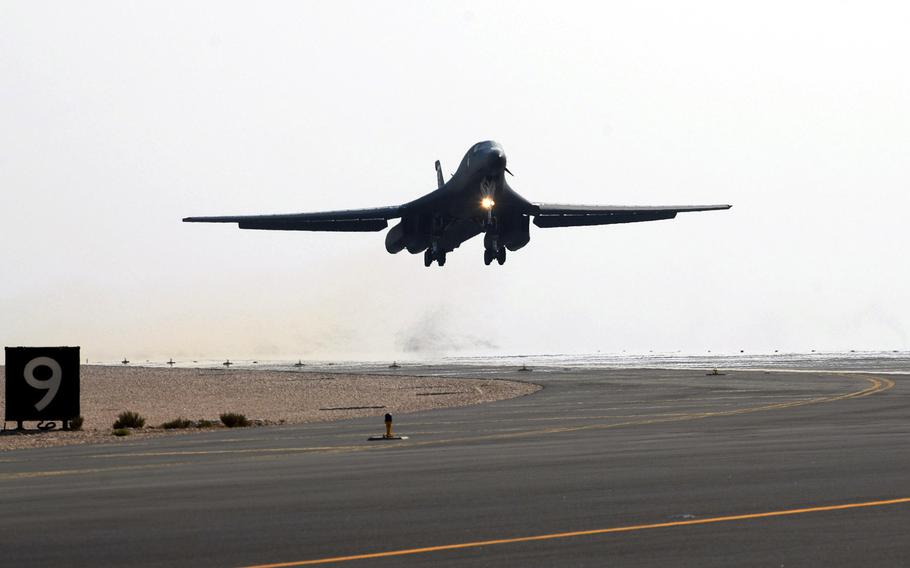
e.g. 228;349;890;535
531;204;731;228
182;206;402;232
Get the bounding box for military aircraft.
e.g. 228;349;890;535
184;141;730;266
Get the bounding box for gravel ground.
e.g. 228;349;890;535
0;365;540;451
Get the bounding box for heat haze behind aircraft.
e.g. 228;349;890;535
184;141;731;266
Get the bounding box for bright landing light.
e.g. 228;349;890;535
481;197;495;209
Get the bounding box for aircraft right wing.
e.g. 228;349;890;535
531;204;731;228
182;205;402;232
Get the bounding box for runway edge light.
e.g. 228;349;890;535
368;413;408;441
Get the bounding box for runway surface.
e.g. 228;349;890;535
1;367;908;567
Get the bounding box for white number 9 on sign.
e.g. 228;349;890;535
23;356;62;411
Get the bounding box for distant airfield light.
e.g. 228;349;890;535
481;197;495;209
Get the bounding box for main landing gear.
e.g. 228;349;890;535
483;233;507;266
483;247;506;265
424;242;446;267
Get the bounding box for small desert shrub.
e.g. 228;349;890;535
196;419;215;428
113;410;145;429
112;428;131;437
219;412;250;428
69;416;84;431
161;417;193;429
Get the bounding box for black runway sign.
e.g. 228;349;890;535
4;346;80;422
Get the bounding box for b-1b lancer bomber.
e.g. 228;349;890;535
184;141;731;266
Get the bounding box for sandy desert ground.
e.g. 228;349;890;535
0;365;540;451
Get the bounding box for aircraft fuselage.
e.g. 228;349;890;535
385;141;533;265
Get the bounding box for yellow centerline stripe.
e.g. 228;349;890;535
0;462;188;481
241;497;910;568
86;446;366;459
392;375;893;449
2;375;895;477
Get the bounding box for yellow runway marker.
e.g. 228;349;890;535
86;446;366;459
0;462;188;481
392;375;894;450
1;374;895;480
241;497;910;567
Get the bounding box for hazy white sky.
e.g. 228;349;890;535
2;1;908;362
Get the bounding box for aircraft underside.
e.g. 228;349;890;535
384;212;530;266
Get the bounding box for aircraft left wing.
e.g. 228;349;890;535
531;204;731;228
183;206;402;232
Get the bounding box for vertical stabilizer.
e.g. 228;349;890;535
435;160;444;189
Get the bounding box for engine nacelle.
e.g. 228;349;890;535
386;220;431;254
501;214;530;251
385;221;407;253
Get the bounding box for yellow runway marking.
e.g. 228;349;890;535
0;375;895;479
241;497;910;567
0;462;188;481
85;446;366;459
393;375;894;449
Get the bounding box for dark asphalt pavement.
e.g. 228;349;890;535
1;368;908;567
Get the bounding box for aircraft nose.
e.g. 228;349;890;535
489;148;506;168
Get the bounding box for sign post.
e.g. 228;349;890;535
4;346;80;430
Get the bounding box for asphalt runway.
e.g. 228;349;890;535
1;367;908;567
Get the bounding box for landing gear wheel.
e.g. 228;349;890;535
484;249;494;265
437;252;446;266
424;249;433;267
496;247;506;265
